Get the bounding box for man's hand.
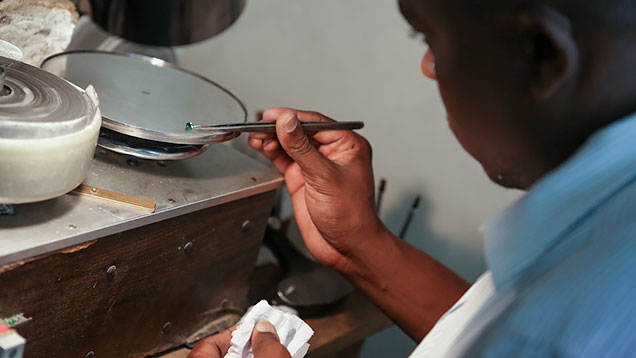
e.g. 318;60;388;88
188;321;290;358
248;108;387;274
249;108;470;342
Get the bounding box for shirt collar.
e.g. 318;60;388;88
483;113;636;288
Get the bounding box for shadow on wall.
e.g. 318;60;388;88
380;186;486;281
362;187;487;358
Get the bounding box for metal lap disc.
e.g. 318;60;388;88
98;128;209;161
40;51;247;145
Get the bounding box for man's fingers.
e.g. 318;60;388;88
251;321;291;358
188;326;237;358
265;108;343;143
248;136;295;174
276;111;334;179
250;132;275;140
265;108;334;123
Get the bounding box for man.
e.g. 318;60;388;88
191;0;636;356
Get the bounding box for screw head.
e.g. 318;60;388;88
162;321;172;334
241;220;251;232
106;265;117;281
126;158;139;167
184;242;193;254
86;351;95;358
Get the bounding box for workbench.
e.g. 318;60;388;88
0;144;282;357
161;290;393;358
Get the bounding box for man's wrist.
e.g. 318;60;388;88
335;223;401;291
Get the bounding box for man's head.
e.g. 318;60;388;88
399;0;636;189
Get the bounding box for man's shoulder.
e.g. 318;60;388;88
475;220;636;357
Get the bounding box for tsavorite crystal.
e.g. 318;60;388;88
185;122;194;131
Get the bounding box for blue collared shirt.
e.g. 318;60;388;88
459;114;636;356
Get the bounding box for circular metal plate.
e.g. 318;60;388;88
97;128;211;161
41;51;247;145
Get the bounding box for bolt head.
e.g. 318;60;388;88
221;299;230;308
106;265;117;281
184;242;193;254
162;321;172;333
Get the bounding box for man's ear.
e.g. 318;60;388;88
518;4;579;98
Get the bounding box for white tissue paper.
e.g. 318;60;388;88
224;300;314;358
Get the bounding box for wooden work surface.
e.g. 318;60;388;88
0;191;276;358
161;290;393;358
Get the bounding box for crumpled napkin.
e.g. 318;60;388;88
224;300;314;358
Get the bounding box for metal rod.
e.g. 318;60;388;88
376;178;386;215
399;195;421;239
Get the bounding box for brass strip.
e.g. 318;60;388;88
71;184;156;213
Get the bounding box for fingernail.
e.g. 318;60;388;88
255;320;277;335
283;114;298;133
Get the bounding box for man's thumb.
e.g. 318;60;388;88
251;321;291;358
276;112;331;178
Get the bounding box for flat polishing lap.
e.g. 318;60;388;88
41;51;247;146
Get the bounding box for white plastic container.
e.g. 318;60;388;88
0;56;100;204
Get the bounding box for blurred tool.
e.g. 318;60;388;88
376;178;386;214
248;190;355;318
261;222;354;317
399;195;421;239
0;323;25;358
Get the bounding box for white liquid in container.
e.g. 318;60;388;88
0;109;101;203
0;56;100;204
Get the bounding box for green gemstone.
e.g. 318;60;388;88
185;122;194;131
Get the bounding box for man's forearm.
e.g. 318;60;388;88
340;227;470;341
